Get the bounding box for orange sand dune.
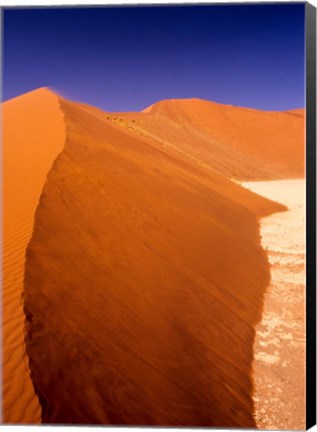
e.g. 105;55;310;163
22;96;285;425
286;108;305;116
109;98;304;180
2;88;65;423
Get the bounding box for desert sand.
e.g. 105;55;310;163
2;88;304;426
109;98;304;180
24;96;284;425
2;88;65;423
244;180;306;430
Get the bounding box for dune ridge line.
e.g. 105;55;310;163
2;87;66;423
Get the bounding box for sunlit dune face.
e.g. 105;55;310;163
113;99;304;181
2;88;66;423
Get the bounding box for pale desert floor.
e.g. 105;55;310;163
244;179;305;430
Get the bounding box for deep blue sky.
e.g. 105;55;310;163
2;4;305;112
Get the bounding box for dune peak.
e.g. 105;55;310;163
3;86;58;105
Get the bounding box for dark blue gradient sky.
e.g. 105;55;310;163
2;4;305;112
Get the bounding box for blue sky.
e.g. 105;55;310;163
2;4;305;111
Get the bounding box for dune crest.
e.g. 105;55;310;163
2;88;66;423
112;98;304;180
23;96;285;426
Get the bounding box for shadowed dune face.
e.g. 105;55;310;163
2;88;66;423
109;98;304;180
22;97;285;426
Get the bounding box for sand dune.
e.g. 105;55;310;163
21;96;286;425
2;88;66;423
108;98;304;180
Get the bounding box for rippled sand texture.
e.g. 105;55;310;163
22;97;285;426
244;180;305;430
2;88;65;423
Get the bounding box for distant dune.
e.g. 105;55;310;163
3;88;297;426
2;88;65;423
109;98;304;180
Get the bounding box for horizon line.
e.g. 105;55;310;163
2;85;306;114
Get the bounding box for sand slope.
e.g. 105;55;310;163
2;88;66;423
23;97;285;426
108;98;304;180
